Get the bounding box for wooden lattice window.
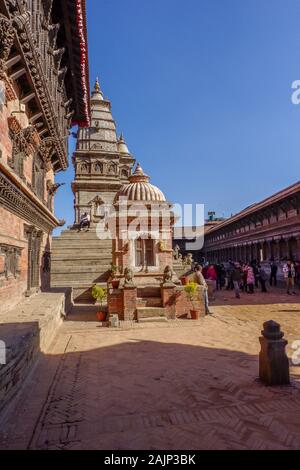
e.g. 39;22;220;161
135;238;155;267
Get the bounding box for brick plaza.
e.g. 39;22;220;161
0;288;300;450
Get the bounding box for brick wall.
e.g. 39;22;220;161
0;207;51;314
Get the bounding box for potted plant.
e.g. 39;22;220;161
184;281;201;320
110;263;120;289
92;284;107;321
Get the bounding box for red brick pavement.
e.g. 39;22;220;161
0;288;300;450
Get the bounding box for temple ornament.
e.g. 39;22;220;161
0;14;15;79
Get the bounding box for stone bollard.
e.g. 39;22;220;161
259;320;290;386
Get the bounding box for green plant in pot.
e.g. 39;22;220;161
184;281;201;320
92;285;107;321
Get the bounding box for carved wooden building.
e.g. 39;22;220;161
0;0;90;313
204;181;300;265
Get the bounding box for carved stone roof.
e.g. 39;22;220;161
114;164;166;203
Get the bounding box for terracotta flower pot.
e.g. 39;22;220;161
96;311;106;322
111;280;120;289
190;310;200;320
181;276;189;286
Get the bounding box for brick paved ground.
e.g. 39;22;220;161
0;287;300;450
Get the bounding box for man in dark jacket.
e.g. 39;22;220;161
269;260;278;287
231;263;243;299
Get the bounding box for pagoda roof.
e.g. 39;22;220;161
59;0;91;127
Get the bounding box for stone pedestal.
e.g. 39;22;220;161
122;286;137;321
161;283;177;320
259;320;290;386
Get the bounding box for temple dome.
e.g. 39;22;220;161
114;164;166;203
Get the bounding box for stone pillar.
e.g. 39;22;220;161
122;286;137;321
275;239;281;261
285;239;290;259
259;320;290;386
161;283;177;320
267;240;273;260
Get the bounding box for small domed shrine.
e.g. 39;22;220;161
108;164;206;322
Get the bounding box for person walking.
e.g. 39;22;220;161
246;263;255;294
283;260;297;295
226;261;234;291
206;264;217;292
252;262;259;288
194;265;212;315
215;263;224;291
231;263;243;299
242;263;248;293
269;260;278;287
258;265;268;293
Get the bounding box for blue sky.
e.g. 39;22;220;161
54;0;300;233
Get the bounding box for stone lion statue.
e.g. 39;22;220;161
124;267;135;286
184;253;194;266
163;265;174;284
173;244;180;260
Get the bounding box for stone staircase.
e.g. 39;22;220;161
173;259;190;278
136;286;168;323
51;227;112;303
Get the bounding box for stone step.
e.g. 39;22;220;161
136;297;162;308
52;281;107;289
51;265;111;274
51;255;111;267
51;273;110;283
51;249;112;255
52;258;110;272
136;307;166;320
137;286;161;298
138;316;168;324
54;233;112;241
52;241;112;248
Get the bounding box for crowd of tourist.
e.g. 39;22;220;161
197;259;300;299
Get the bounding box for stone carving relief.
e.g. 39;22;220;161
39;137;56;171
121;168;129;178
8;118;40;178
108;163;118;175
94;161;103;173
0;244;23;280
89;195;105;221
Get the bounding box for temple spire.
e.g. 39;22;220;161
118;133;130;154
92;77;103;100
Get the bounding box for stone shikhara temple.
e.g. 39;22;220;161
51;79;203;320
0;0;90;314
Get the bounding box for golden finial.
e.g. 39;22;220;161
94;77;101;92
